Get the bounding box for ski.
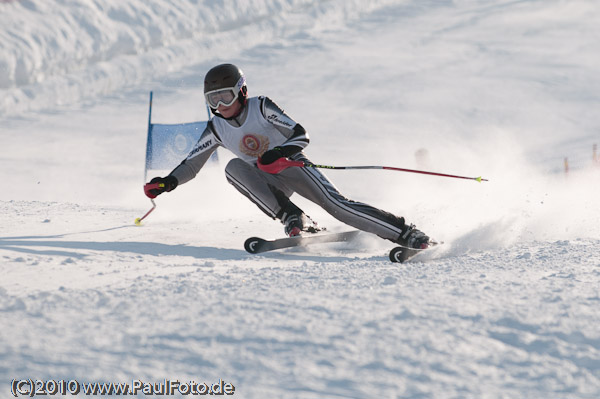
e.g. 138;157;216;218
389;241;441;263
244;230;360;254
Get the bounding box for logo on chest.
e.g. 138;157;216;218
239;134;270;158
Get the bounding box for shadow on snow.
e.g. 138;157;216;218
0;236;369;263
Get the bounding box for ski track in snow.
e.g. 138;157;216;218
2;1;600;398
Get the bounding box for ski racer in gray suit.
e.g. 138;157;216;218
144;63;430;249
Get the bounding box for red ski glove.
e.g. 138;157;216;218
143;176;178;198
257;157;305;174
258;147;306;174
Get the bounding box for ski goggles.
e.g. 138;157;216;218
205;76;246;109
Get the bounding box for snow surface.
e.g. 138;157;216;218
1;0;600;398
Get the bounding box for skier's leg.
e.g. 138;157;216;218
225;158;314;235
225;158;292;218
281;155;429;247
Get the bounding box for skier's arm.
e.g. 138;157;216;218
170;122;221;185
143;123;221;198
260;96;309;158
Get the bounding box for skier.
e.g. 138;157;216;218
144;63;430;249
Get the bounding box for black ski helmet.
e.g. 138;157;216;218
204;63;248;115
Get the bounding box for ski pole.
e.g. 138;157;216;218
135;181;164;225
134;199;157;225
305;162;488;182
262;158;488;182
135;199;157;226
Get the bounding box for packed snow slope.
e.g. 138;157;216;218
1;0;600;398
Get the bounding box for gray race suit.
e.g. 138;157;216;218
169;96;407;242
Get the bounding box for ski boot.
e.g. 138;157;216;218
397;224;430;249
280;203;322;237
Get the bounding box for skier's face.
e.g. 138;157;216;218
217;100;242;118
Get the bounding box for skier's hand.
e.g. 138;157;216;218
259;148;284;165
144;176;178;198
